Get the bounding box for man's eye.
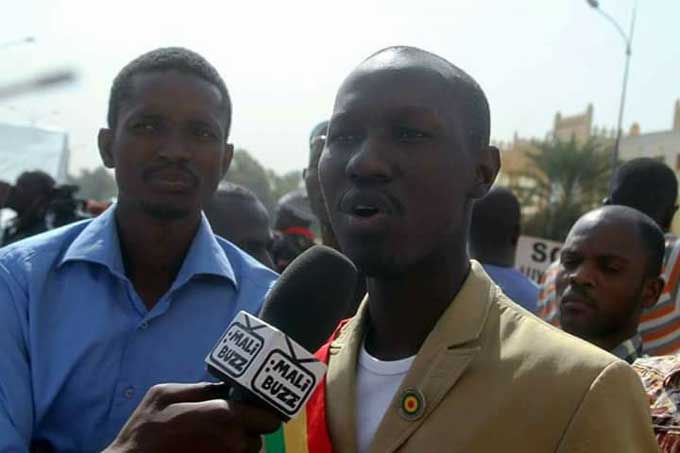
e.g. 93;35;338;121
561;256;579;269
601;263;622;274
329;131;362;145
396;127;430;141
133;122;158;133
194;128;217;140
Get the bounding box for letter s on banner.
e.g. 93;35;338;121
515;235;563;284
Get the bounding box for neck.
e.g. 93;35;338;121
364;245;470;361
470;245;515;268
115;203;201;310
590;326;639;353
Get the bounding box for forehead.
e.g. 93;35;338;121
122;70;224;118
564;215;644;259
332;63;457;126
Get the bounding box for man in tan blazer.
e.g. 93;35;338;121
316;45;659;452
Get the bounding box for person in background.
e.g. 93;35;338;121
304;120;338;249
0;47;279;452
537;158;680;356
469;186;538;311
273;46;657;452
0;171;56;245
634;355;680;451
555;206;665;363
271;189;316;271
205;182;275;269
303;119;366;316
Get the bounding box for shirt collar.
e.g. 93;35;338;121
170;213;237;290
59;205;236;288
59;206;126;278
610;334;644;364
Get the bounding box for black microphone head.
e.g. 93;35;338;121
259;245;358;352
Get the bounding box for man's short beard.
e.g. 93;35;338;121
350;249;410;280
561;285;644;346
139;200;191;220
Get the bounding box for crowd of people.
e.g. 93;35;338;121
0;45;678;452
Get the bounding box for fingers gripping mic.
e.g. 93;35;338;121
206;245;358;419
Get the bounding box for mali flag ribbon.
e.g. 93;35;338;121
264;320;351;453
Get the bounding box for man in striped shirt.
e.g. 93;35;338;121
537;158;680;355
555;206;665;363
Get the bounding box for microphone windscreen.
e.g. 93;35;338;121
259;245;358;352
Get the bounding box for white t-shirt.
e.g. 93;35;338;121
356;343;415;453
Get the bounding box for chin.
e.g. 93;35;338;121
347;247;408;280
140;200;193;220
560;319;601;344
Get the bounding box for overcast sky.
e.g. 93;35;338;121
1;0;678;176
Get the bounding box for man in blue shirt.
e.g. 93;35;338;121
0;48;279;452
469;186;538;311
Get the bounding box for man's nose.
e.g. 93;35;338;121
157;131;191;161
569;261;596;287
345;135;393;184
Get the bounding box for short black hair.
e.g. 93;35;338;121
582;206;665;278
212;182;261;205
364;46;491;150
206;182;269;225
608;158;678;229
17;170;55;195
637;211;666;278
307;120;329;170
470;186;520;249
107;47;232;134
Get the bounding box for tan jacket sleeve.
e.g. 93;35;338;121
557;360;660;453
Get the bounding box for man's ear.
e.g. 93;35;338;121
470;145;500;200
641;276;665;309
220;143;234;179
665;204;679;230
511;223;520;247
98;128;115;169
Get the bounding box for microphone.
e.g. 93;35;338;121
206;245;358;419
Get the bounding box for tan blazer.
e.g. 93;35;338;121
324;261;659;453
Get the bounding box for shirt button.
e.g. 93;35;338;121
139;321;149;330
123;387;135;399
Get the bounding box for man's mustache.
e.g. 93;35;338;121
142;163;199;186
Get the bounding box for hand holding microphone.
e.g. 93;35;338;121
104;382;281;453
106;246;357;452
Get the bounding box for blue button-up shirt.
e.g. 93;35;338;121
482;264;539;313
0;207;277;452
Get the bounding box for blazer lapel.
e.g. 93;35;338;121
325;301;370;453
369;261;494;453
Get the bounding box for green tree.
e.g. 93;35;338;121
223;149;304;215
268;169;302;205
510;138;612;241
67;166;118;201
224;149;277;212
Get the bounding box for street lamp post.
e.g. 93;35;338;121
586;0;638;171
